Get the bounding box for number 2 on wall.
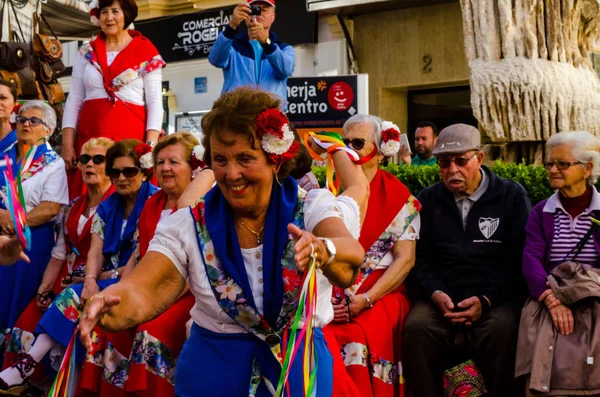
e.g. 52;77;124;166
423;55;432;73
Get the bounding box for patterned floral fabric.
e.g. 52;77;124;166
102;343;130;388
443;360;487;397
340;341;404;386
4;327;35;356
130;330;177;384
346;195;421;296
80;44;166;91
190;190;306;350
53;287;82;323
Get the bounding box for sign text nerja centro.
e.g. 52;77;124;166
286;81;328;114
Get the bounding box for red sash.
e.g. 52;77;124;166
358;169;410;252
90;30;162;97
138;190;176;257
65;186;115;264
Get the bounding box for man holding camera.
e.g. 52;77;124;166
208;0;295;107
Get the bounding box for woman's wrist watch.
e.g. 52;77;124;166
318;237;336;266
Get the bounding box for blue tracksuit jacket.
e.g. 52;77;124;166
208;26;295;107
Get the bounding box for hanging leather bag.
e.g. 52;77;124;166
33;13;63;62
42;82;65;104
0;0;29;72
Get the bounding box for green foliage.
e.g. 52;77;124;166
312;161;566;205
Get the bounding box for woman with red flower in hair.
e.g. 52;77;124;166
324;115;421;397
79;87;367;396
0;139;157;392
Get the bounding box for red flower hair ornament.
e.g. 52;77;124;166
134;143;154;176
255;109;300;165
380;121;401;157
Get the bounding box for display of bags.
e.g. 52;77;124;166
0;0;30;72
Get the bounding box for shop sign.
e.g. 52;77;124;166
286;76;360;130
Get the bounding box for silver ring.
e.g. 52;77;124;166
309;242;315;258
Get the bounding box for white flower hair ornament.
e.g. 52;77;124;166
380;121;401;157
190;144;208;179
134;143;154;176
255;109;300;165
89;0;100;27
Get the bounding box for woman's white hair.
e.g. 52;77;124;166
342;114;383;147
546;131;600;186
19;100;57;136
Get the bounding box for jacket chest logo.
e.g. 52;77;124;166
479;217;500;239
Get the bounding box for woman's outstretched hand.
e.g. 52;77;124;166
288;224;328;272
79;294;121;352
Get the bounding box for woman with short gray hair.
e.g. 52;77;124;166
517;131;600;395
0;100;68;332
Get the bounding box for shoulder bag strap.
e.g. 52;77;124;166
8;1;26;43
40;13;58;40
0;0;5;41
563;222;599;263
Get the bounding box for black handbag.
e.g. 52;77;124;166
0;0;30;72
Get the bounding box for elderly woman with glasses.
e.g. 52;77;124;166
0;101;68;333
517;131;600;395
0;139;157;393
324;114;421;397
0;138;115;393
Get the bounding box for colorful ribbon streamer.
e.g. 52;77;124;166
302;131;378;196
3;154;31;250
275;246;319;396
48;326;79;397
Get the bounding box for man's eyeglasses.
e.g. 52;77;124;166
78;154;106;165
438;151;479;169
343;138;366;151
107;167;141;179
15;116;47;127
544;161;583;171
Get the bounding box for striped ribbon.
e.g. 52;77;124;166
3;153;31;250
48;327;79;397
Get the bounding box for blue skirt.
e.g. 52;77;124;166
37;278;118;363
0;222;55;330
175;323;333;397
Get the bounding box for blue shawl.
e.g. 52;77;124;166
96;181;158;270
204;177;298;328
0;130;16;154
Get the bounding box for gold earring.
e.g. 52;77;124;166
275;173;282;186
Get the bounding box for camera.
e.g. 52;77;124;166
250;5;262;16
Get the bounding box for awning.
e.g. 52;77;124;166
41;0;95;40
307;0;457;15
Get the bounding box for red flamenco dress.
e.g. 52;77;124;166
324;169;421;397
66;31;166;200
2;187;114;379
77;190;195;397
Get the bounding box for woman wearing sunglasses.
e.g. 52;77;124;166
77;132;215;396
325;114;421;397
0;80;18;153
0;139;157;392
0;138;115;392
0;101;68;334
517;131;600;395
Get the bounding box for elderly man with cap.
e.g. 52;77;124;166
208;0;295;107
403;124;531;397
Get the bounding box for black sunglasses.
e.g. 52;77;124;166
78;154;106;165
16;116;47;127
343;138;366;151
107;167;141;179
438;151;479;169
